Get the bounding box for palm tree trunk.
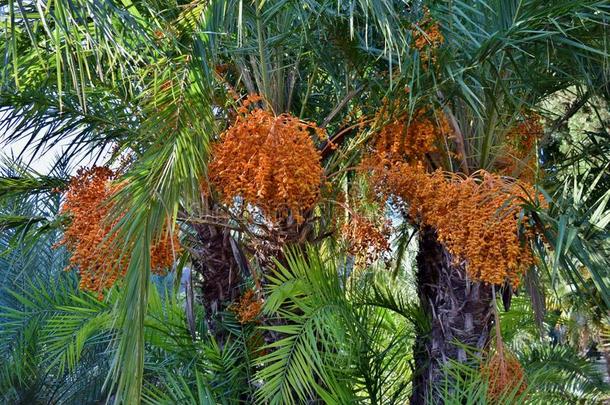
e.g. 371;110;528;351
190;222;244;340
411;227;494;404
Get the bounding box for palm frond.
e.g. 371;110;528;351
106;36;217;403
523;343;609;402
257;246;417;404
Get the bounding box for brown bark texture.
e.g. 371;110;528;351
190;222;244;336
411;227;494;404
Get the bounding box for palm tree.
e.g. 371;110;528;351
1;0;609;403
394;3;610;401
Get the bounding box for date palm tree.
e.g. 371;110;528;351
1;0;609;403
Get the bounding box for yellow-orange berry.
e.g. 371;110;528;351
480;350;527;402
373;162;538;286
229;289;263;324
209;100;324;224
341;213;391;265
57;167;180;297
